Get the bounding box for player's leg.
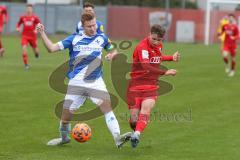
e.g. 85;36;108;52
130;98;156;148
47;81;86;146
228;48;236;77
127;87;141;131
129;108;140;131
96;99;131;148
90;78;131;148
30;39;40;58
222;46;230;73
0;32;5;57
21;38;29;69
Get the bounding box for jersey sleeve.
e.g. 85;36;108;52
162;55;173;61
16;16;23;29
97;21;104;33
3;7;8;23
57;35;74;50
103;36;114;51
35;16;41;24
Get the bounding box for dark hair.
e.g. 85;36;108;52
228;13;235;18
26;4;33;8
151;24;165;38
83;2;94;9
81;12;95;25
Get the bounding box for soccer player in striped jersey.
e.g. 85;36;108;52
75;2;104;34
36;12;131;148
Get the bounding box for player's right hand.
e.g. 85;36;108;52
36;23;44;33
16;27;20;32
165;69;177;76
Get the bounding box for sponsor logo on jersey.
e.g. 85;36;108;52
150;56;161;63
73;45;102;52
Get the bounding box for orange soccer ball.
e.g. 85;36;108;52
72;123;92;143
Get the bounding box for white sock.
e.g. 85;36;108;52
104;111;120;140
59;121;71;141
135;131;140;136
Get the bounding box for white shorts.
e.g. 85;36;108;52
63;77;110;112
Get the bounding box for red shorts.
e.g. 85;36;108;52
21;36;37;48
222;45;237;57
127;85;158;109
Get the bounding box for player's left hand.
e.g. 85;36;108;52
105;53;115;61
173;51;180;61
230;36;235;40
36;23;45;33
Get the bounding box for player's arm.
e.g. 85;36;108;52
162;51;180;62
230;27;239;40
36;23;60;53
104;38;118;60
16;17;23;32
98;21;104;33
3;8;8;24
218;24;225;37
138;49;176;76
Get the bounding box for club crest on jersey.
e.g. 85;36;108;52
142;50;149;59
150;56;161;63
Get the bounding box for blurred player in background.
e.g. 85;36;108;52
0;5;8;57
217;15;229;43
218;14;239;77
16;4;41;69
127;24;180;148
75;2;104;34
36;12;131;148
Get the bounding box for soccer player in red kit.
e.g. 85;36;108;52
127;24;180;148
16;4;41;69
218;14;239;77
0;5;8;57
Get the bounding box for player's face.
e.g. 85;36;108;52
83;18;97;36
149;33;163;47
83;7;94;14
229;16;236;24
26;6;33;15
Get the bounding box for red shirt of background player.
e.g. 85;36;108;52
222;23;239;48
0;5;8;32
16;15;40;39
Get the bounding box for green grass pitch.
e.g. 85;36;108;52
0;36;239;160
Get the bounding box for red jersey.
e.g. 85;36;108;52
0;6;8;26
16;15;40;38
222;23;239;47
130;37;173;86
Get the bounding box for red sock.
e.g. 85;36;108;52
135;114;150;133
129;120;137;131
0;40;2;49
22;53;28;65
231;60;236;70
223;57;228;64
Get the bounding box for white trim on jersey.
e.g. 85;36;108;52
57;41;64;50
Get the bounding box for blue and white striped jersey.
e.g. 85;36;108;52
75;20;104;34
57;32;113;80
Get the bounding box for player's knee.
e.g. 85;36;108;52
222;51;228;57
